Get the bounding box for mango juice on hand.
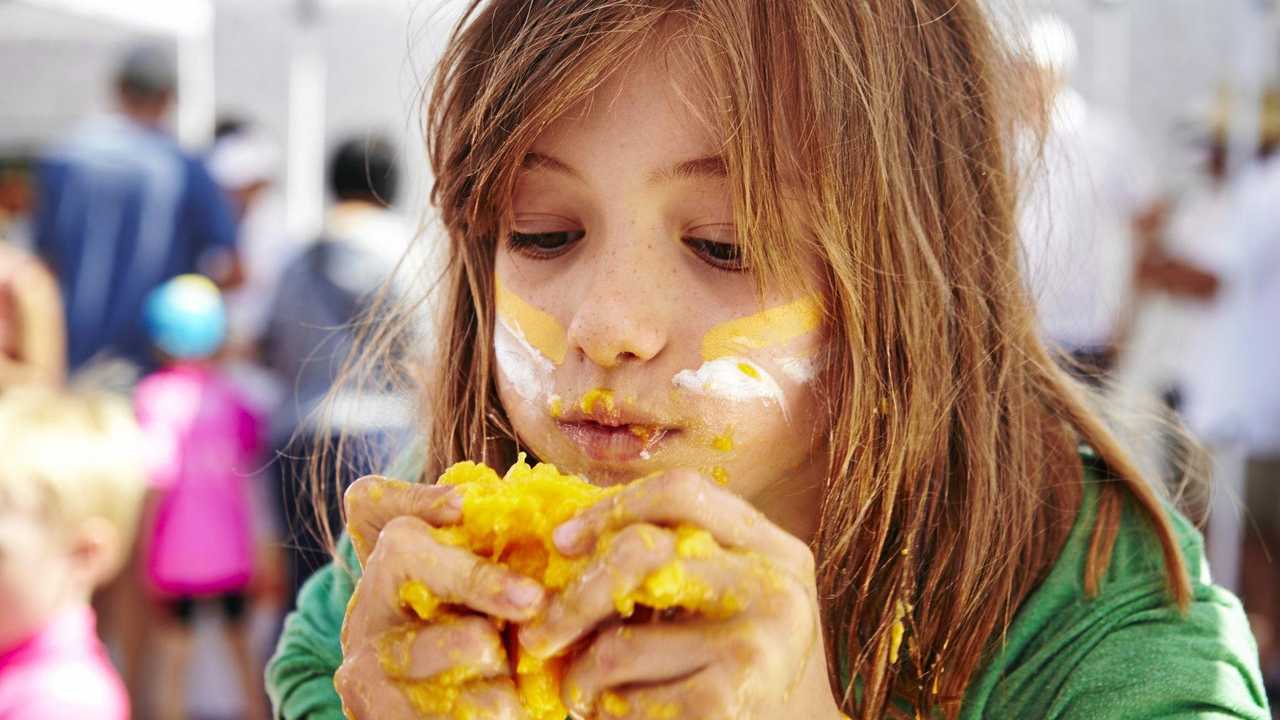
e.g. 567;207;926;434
386;457;730;720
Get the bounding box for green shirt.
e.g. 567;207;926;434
266;474;1269;719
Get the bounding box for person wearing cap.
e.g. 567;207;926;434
32;43;243;376
134;274;268;720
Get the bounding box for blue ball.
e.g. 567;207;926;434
144;274;226;360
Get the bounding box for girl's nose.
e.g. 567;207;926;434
565;243;669;370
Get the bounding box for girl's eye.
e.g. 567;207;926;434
507;230;584;259
684;236;747;272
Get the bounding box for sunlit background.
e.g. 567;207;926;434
1;1;1279;718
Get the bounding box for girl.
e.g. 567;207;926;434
268;1;1268;718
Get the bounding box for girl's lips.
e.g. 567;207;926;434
556;420;671;462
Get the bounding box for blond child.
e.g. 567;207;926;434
0;386;145;719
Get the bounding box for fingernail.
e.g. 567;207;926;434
447;491;464;511
507;579;543;608
553;518;583;552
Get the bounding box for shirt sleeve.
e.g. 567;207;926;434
1048;586;1269;720
266;536;359;720
184;158;239;259
30;160;64;271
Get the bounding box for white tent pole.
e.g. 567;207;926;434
175;1;216;150
286;0;327;242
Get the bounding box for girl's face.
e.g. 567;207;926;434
493;47;827;531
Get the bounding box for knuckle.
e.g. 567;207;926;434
465;558;508;601
333;657;361;698
655;469;701;503
453;617;502;658
589;629;629;675
613;523;671;564
381;514;424;543
378;512;419;535
343;476;377;518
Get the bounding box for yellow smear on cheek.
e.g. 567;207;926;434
548;395;563;419
701;295;822;361
495;277;568;365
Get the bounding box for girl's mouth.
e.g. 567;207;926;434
556;419;672;462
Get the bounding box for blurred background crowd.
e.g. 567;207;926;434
0;1;1278;718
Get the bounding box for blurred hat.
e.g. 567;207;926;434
208;132;278;190
144;275;226;360
116;42;177;98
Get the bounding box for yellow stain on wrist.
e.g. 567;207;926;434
495;276;568;365
701;295;822;361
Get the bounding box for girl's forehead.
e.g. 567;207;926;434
528;43;722;179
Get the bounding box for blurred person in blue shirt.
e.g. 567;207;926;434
32;43;242;375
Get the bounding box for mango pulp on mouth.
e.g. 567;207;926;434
389;456;738;720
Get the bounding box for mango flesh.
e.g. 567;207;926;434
388;457;736;720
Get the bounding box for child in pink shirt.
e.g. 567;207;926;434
0;386;146;720
136;275;266;720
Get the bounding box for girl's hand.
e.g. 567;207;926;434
335;476;546;719
518;470;845;720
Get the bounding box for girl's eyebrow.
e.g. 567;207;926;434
522;152;580;179
521;152;727;186
648;155;727;185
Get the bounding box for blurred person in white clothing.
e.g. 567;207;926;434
1173;99;1280;687
1018;14;1160;380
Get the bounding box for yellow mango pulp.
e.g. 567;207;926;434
391;457;733;720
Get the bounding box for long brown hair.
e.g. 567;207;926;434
315;1;1191;717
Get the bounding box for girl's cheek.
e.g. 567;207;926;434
670;294;823;418
493;278;567;418
671;295;827;485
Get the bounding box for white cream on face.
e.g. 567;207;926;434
672;357;786;407
494;317;555;406
777;356;818;384
494;278;569;412
671;296;822;411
